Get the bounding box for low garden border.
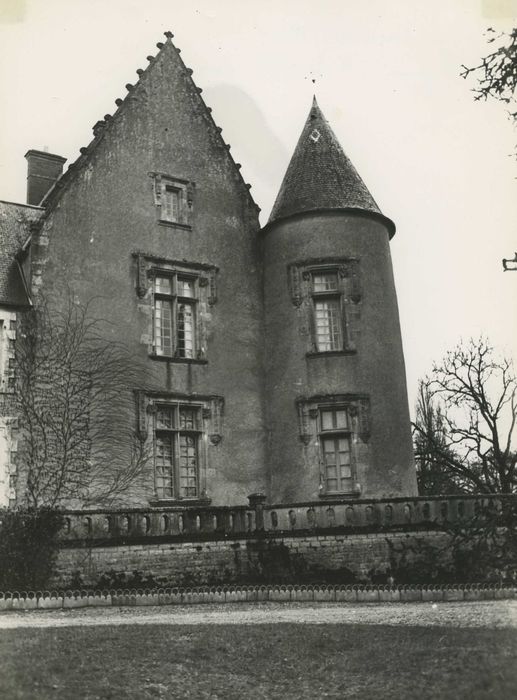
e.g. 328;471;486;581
0;583;515;611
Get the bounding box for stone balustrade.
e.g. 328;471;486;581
264;494;513;532
58;493;516;543
60;505;257;542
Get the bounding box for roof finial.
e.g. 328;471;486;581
310;95;320;118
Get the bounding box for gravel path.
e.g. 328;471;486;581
0;600;516;629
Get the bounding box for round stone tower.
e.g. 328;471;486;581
262;98;417;502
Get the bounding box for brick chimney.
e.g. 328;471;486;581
25;149;67;206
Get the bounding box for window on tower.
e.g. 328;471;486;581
318;406;354;494
296;394;370;498
311;271;344;352
287;258;362;356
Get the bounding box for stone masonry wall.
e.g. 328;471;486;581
53;530;451;589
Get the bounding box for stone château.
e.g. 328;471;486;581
0;33;417;509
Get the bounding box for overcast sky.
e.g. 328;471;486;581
0;0;516;413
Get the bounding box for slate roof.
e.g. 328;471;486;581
268;98;393;234
0;200;42;307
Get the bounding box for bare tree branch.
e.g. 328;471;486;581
413;337;517;495
12;296;153;508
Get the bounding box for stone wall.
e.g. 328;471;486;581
262;211;416;502
53;529;451;589
27;39;266;507
50;494;516;588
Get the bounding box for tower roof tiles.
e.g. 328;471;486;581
267;98;394;236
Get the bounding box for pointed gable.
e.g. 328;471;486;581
268;98;393;234
40;33;258;216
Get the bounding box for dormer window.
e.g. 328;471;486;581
150;172;195;228
162;185;181;223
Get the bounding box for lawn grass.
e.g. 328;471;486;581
1;623;516;699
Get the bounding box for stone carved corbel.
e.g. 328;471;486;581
208;396;224;445
186;182;195;208
344;260;361;303
296;399;313;445
151;173;162;205
207;269;217;306
357;398;371;442
349;398;370;442
288;264;303;307
136;254;148;298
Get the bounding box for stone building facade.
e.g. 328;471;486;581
0;34;417;509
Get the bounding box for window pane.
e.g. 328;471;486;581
155;299;173;355
322;434;354;492
321;410;334;431
313;272;338;292
338;438;350;454
156;406;175;430
177;277;195;298
325;465;337;478
179;407;197;430
177;302;195;358
179;434;198;498
322;437;336;459
335;410;348;429
155;276;172;295
156;435;173;465
326;478;338;492
314;300;342;351
321;409;348;431
163;187;180;222
155;434;174;498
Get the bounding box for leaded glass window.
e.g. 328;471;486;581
153;274;198;358
319;406;354;493
162;186;180;223
154;403;201;500
311;270;344;352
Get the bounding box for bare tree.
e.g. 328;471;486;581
413;382;465;495
14;296;152;509
461;27;517;129
413;338;517;495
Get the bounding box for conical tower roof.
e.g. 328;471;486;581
267;98;394;236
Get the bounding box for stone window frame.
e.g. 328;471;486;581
136;391;224;506
153;272;199;360
0;416;18;507
287;257;361;356
149;171;195;229
134;253;218;364
296;394;370;497
0;312;17;394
